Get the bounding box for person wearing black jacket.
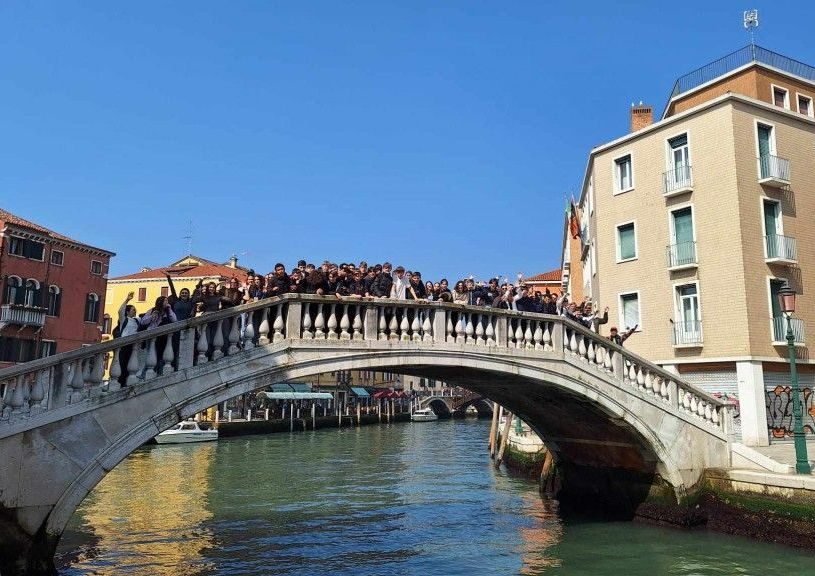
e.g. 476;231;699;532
515;286;543;313
165;273;195;321
370;263;393;298
265;263;290;298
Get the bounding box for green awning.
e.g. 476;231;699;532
271;383;312;393
350;387;370;398
258;391;333;400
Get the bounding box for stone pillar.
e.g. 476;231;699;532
432;308;447;343
736;360;769;447
364;307;378;340
178;328;195;369
495;316;508;348
285;301;302;340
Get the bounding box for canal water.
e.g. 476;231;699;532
57;419;812;575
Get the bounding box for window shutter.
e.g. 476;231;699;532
84;295;91;322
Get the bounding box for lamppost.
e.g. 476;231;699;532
778;281;811;474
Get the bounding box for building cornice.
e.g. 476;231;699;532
1;225;115;258
655;355;813;366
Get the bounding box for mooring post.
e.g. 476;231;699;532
488;402;500;455
495;412;514;467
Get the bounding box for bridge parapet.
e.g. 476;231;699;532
0;294;729;438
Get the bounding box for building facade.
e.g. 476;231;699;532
563;45;815;446
0;209;114;367
103;254;248;335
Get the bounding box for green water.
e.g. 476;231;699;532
57;419;814;575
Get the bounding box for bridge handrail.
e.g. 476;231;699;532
0;294;728;433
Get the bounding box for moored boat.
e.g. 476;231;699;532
155;420;218;444
410;408;439;422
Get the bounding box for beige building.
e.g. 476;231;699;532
563;45;815;447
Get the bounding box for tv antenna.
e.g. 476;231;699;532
743;9;759;49
182;219;194;256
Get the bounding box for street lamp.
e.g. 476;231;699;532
777;281;811;474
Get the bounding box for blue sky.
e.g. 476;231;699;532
1;1;811;281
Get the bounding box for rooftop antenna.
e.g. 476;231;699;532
182;219;194;256
744;9;759;57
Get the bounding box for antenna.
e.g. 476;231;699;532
744;9;759;50
182;219;194;256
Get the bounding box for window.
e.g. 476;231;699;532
102;314;113;335
674;283;702;344
761;198;793;261
23;279;42;308
616;222;637;262
47;285;62;317
3;276;23;305
619;292;640;331
50;250;64;266
756;122;779;180
669;206;696;267
8;237;44;260
160;286;169;298
39;341;57;358
614;155;633;193
90;260;103;275
0;337;37;363
667;133;691;185
84;293;100;323
772;85;789;109
137;287;147;302
798;94;814;118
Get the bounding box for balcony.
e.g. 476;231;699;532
666;241;698;271
764;234;797;264
663;165;693;197
672;320;703;347
772;316;805;345
758;154;790;186
0;304;47;329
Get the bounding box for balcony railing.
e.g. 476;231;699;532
0;305;46;328
772;316;805;344
758;154;790;184
765;234;797;262
673;321;703;346
663;165;693;196
666;241;697;269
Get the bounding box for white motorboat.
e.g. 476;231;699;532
411;408;439;422
155;420;218;444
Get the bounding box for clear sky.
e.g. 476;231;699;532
1;1;811;282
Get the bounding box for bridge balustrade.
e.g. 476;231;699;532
0;294;728;436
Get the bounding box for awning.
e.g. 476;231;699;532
271;383;312;393
258;391;333;400
350;387;370;398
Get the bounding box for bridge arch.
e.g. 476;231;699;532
0;295;730;575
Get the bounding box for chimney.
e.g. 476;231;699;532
228;254;238;268
630;101;653;132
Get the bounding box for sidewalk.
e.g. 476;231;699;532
753;440;815;469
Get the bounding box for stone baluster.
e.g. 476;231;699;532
586;339;595;363
1;379;14;420
69;360;86;403
389;310;399;341
162;337;175;373
532;321;543;350
378;308;388;340
445;314;453;343
228;316;240;355
109;348;121;389
244;312;256;349
311;305;324;340
144;338;159;378
594;344;604;368
575;334;585;359
29;372;46;414
514;321;523;349
523;321;533;349
636;367;645;391
340;305;351;340
353;306;364;340
507;319;516;348
273;305;285;343
88;353;105;394
541;322;552;351
323;304;336;340
465;314;474;344
485;316;495;346
10;377;25;416
411;311;421;342
400;309;410;342
475;315;485;345
302;307;313;340
660;378;670;401
603;348;613;372
422;311;433;343
569;330;578;354
258;309;271;345
211;320;225;361
196;324;210;365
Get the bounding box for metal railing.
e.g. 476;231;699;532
666;241;697;268
672;321;703;346
663;165;693;195
772;316;805;344
0;293;730;436
758;154;790;182
0;304;46;328
669;45;815;100
765;234;797;262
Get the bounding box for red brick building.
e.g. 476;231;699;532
525;268;563;296
0;209;115;367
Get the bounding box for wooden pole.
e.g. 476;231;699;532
540;448;554;493
356;402;361;426
495;412;514;468
488;402;500;455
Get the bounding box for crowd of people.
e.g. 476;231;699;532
114;259;636;384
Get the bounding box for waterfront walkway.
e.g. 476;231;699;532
753;441;815;470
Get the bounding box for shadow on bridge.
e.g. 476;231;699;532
0;294;731;575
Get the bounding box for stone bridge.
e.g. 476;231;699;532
418;390;493;417
0;294;732;574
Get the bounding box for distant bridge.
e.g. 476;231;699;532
418;390;493;417
0;294;731;574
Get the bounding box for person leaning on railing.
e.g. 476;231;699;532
115;292;140;386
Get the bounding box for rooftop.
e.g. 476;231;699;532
111;255;248;281
0;207;115;256
667;44;815;112
526;269;562;283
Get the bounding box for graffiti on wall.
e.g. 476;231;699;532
766;386;815;438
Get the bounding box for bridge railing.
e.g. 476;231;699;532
0;294;729;435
